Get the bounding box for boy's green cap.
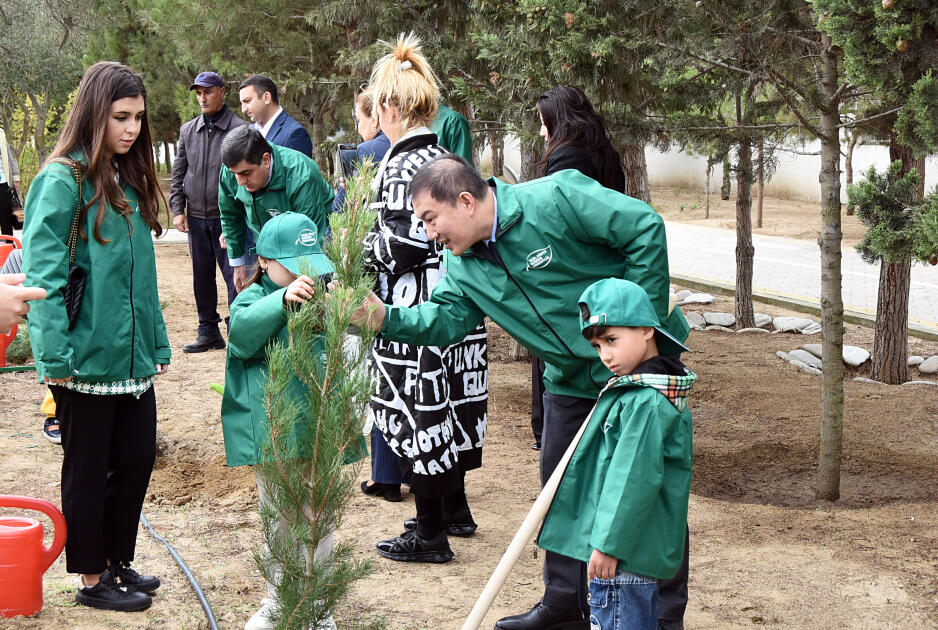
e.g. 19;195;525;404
255;212;335;277
578;278;689;355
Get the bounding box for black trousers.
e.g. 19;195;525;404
414;469;469;538
50;385;157;574
187;215;235;336
0;182;15;235
540;391;690;621
530;357;545;446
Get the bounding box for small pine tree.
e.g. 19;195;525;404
254;164;381;630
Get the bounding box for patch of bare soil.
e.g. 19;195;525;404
2;210;937;629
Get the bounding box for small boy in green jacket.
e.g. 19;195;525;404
538;278;696;630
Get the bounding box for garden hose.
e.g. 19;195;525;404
139;511;220;630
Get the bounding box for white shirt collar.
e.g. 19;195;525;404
256;106;284;138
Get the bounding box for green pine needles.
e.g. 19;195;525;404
255;162;381;630
850;160;938;266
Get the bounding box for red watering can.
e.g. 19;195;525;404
0;495;67;618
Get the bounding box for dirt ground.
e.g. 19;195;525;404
1;189;937;629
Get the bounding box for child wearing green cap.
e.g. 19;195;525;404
219;211;338;630
537;278;697;630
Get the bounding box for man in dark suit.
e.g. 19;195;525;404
238;75;313;157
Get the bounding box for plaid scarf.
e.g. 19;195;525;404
611;368;697;412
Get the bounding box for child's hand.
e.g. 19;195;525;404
284;275;317;305
588;549;618;581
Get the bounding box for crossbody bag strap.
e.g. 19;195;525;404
49;157;84;264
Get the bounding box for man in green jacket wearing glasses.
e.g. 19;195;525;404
218;125;333;293
352;154;689;630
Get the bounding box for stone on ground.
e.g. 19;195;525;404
680;292;715;305
789;349;823;370
754;313;772;328
675;289;693;301
908;356;925;367
799;322;822;335
843;346;871;367
685;312;706;329
803;343;822;358
703;312;736;327
918;356;938;375
773;316;814;332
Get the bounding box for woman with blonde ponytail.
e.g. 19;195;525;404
361;33;489;564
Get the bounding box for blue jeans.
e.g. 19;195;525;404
588;569;658;630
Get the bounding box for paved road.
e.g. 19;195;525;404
664;221;938;328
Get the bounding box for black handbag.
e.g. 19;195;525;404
50;158;86;331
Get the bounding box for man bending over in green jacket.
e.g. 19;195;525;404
351;154;690;630
218;125;333;292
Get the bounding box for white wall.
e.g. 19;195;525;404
646;140;938;202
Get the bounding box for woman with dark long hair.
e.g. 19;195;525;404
22;61;170;612
530;85;624;450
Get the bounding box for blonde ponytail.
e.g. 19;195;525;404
369;32;440;131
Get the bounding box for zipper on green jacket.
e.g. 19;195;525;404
128;218;136;377
471;240;605;392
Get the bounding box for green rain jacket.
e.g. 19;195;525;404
382;170;689;400
22;152;171;381
221;275;297;466
220;276;366;467
218;144;334;262
431;104;473;163
538;357;696;580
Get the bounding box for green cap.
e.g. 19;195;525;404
255;212;335;277
578;278;689;355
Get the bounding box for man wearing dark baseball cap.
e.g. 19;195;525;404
170;71;248;353
190;71;224;90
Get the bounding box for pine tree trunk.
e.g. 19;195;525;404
153;144;160;172
816;33;845;502
734;90;755;330
869;137;918;384
489;131;504;177
756;140;765;229
845;132;858;216
520;140;540;182
705;155;712;219
721;158;731;200
870;259;910;383
164;141;172;173
507;337;530;361
621;141;651;203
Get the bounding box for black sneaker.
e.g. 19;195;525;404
42;418;61;444
102;562;161;594
182;334;226;353
403;515;477;537
75;576;152;612
376;529;453;563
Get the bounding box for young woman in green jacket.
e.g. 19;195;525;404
22;62;170;613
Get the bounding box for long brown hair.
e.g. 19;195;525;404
49;61;166;242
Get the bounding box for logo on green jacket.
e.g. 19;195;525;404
526;245;553;270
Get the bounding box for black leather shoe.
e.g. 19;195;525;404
75;576;152;612
376;529;453;563
360;480;402;502
494;602;587;630
182;334;226;353
403;516;477;537
102;562;160;594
